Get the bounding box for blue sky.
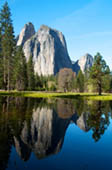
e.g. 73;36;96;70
1;0;112;69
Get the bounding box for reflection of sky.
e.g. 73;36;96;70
8;121;112;170
1;0;112;69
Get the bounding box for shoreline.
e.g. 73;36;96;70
0;91;112;100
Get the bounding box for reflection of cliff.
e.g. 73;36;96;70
76;112;90;132
13;98;92;160
14;136;31;161
56;99;90;132
13;99;92;160
14;107;71;160
0;96;111;168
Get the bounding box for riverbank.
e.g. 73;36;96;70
0;91;112;100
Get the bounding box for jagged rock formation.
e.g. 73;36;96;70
72;53;93;74
17;22;35;46
17;23;72;76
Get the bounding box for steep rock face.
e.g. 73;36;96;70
23;25;72;75
17;22;35;46
73;53;93;74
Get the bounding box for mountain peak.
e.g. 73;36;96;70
72;53;93;74
39;24;50;30
17;22;35;46
22;24;72;75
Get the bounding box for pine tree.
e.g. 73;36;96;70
0;2;16;90
89;53;110;95
76;70;84;92
14;46;27;90
27;55;35;90
102;68;111;93
0;27;3;88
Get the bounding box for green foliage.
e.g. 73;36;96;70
0;25;3;88
0;3;112;94
75;70;84;92
14;46;27;90
0;2;16;90
35;74;57;91
27;55;35;90
47;75;57;91
0;55;3;89
89;53;110;95
48;83;57;91
35;74;43;90
87;101;110;142
40;75;48;90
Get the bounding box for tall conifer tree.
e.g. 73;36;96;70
14;46;27;90
90;53;110;95
27;55;35;90
0;2;15;90
76;70;84;92
0;26;3;88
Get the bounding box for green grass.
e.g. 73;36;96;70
0;90;112;100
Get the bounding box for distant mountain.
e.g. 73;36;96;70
17;23;72;76
72;53;93;74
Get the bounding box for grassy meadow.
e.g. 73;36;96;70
0;91;112;100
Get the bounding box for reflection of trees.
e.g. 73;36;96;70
0;97;12;170
87;101;110;142
73;99;85;116
0;126;12;170
0;97;42;167
0;97;76;164
56;99;76;118
0;96;112;168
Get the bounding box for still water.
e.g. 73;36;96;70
0;96;112;170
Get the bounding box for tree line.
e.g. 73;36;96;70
58;52;112;95
0;2;112;95
0;2;45;91
0;2;58;92
0;2;30;90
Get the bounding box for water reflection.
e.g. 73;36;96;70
0;97;112;169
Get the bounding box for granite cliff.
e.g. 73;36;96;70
17;23;72;76
72;53;93;74
17;23;94;76
17;22;35;46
